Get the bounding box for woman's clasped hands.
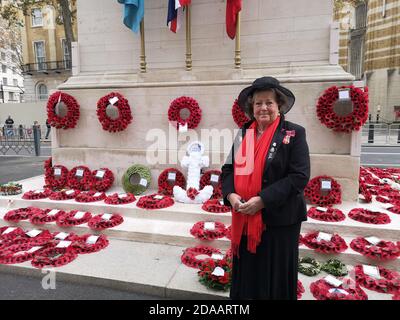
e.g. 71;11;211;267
228;193;264;215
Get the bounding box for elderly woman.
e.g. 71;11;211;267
221;76;310;300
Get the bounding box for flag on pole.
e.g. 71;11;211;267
118;0;145;33
167;0;191;33
226;0;241;39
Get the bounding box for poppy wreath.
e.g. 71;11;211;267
0;226;26;241
348;208;391;225
56;210;92;227
31;247;78;269
122;164;152;195
90;168;114;192
375;192;400;204
359;181;372;203
321;259;348;277
310;278;368;300
201;199;231;213
190;221;227;241
200;170;223;199
198;258;232;291
29;209;67;225
369;185;394;196
96;92;133;132
232;99;250;128
316;85;369;133
0;182;22;196
75;191;107;203
181;245;223;269
67;166;93;191
157;168;186;196
186;187;199;200
49;189;81;201
307;207;345;222
50;231;82;244
225;248;232;260
47;91;80;129
304;175;342;206
388;206;400;215
354;265;400;294
136;194;174;210
168;96;202;130
298;257;321;277
302;231;348;254
12;229;54;246
72;234;109;254
0;240;13;250
88;214;124;231
299;234;303;246
350;237;400;261
4;207;44;223
44;165;69;190
104;193;136;205
22;189;52;200
0;243;47;265
297;280;305;300
225;225;231;240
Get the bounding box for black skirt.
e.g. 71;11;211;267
230;222;302;300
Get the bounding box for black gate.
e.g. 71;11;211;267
0;125;41;156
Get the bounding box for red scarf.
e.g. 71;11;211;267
232;117;280;256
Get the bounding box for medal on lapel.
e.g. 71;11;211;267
283;130;296;144
268;142;277;159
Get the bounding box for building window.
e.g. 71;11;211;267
34;41;46;71
2;77;7;86
62;39;71;68
1;65;6;73
37;83;48;100
32;8;43;27
9;92;15;101
355;2;367;29
13;79;18;86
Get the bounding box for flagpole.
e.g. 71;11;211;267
140;19;147;73
185;5;192;71
234;11;241;69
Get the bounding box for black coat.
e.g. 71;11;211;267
221;115;311;226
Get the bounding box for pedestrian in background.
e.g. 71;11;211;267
45;119;51;140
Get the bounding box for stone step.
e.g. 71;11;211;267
2;175;399;242
1;207;398;270
0;196;232;225
2;195;399;244
0;209;231;251
0;237;394;300
0;238;229;300
298;268;393;300
299;234;400;270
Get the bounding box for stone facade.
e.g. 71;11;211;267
336;0;400;122
54;0;359;200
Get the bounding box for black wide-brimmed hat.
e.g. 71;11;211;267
237;76;295;115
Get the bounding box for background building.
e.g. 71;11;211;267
0;4;24;104
336;0;400;122
20;1;77;102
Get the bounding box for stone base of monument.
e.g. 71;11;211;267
0;175;398;300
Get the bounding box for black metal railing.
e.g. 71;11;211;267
0;125;42;156
22;60;72;74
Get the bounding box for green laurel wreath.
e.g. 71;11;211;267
122;165;152;195
321;259;348;277
298;257;321;276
